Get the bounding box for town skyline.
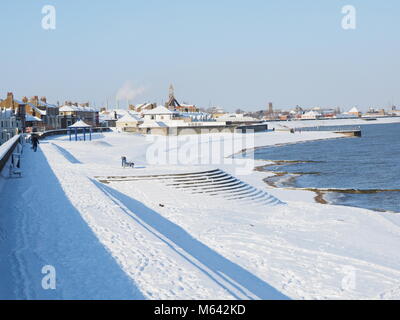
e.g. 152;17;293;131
1;87;399;114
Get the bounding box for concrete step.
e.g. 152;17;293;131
95;169;222;181
95;168;284;207
168;175;235;187
170;172;228;183
227;189;263;201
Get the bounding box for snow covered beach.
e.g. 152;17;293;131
1;118;400;300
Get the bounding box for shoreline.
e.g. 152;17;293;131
232;132;353;207
236;120;400;213
253;155;400;215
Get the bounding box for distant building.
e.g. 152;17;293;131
0;92;26;133
265;102;276;120
142;106;179;121
174;104;199;113
301;110;322;120
99;110;118;127
165;84;181;110
20;97;46;131
208;106;226;118
389;106;400;116
27;96;60;130
364;108;386;117
346;107;362;118
24;114;43;133
163;85;199;113
0;93;60;132
320;109;337;118
116;113;143;132
100;108;143;127
215;113;260;124
59;102;99;128
178;112;213;122
0;107;21;145
135;103;157;113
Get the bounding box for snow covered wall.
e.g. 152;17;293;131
0;135;22;192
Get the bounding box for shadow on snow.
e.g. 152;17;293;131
0;146;144;300
51;143;82;164
93;179;289;300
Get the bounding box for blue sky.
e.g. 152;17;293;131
0;0;399;111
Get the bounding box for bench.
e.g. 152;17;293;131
121;156;135;168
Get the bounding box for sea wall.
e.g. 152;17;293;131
0;134;22;192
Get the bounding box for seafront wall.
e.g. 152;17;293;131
123;124;268;136
0;135;21;173
0;134;22;192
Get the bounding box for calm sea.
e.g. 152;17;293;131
253;123;400;213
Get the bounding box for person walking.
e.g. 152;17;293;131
31;134;40;152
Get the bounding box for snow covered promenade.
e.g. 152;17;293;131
1;127;400;299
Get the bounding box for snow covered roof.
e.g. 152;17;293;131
60;105;97;112
13;99;26;105
99;112;116;121
303;111;321;116
143;106;177;115
348;107;360;113
139;121;169;128
39;102;57;108
60;105;77;112
336;113;355;119
136;103;154;110
25;114;42;122
68;120;92;128
113;109;140;117
117;113;142;123
179;112;210;116
216;113;258;121
26;103;46;116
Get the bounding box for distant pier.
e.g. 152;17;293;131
294;125;362;137
334;130;362;137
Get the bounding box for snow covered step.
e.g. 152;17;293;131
168;172;228;182
95;168;283;207
167;175;234;187
95;169;222;182
175;177;239;190
191;181;245;193
226;189;263;201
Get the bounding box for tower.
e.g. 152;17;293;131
165;84;180;110
268;102;273;115
169;84;174;100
